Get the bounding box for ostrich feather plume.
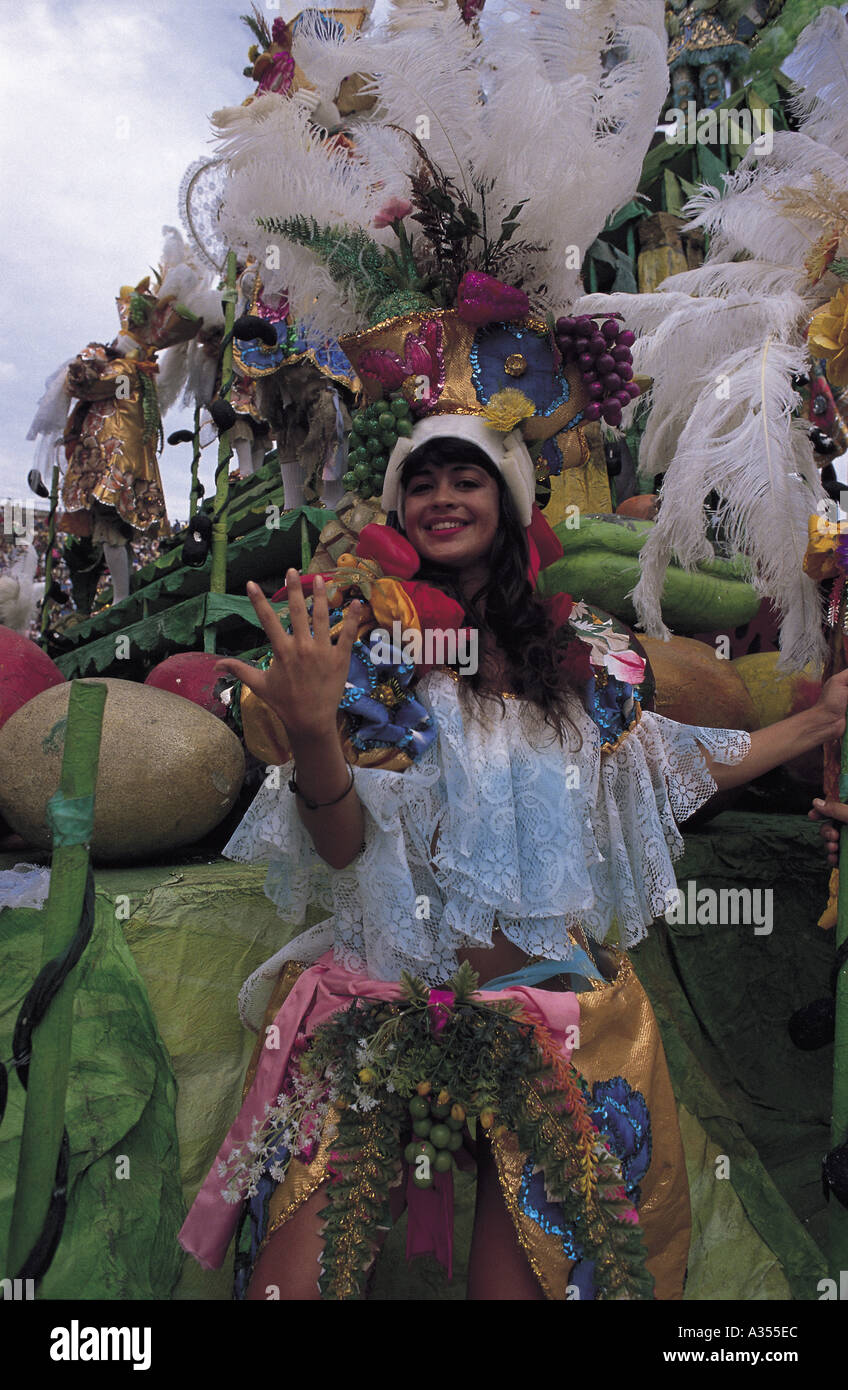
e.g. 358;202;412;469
785;5;848;161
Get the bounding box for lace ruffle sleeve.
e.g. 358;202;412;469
223;753;449;981
585;711;751;948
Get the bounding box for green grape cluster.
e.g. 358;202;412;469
403;1090;465;1188
342;394;413;499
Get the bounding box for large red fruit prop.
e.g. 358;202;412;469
145;652;227;719
0;624;65;730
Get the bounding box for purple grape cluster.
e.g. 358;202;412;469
554;315;639;429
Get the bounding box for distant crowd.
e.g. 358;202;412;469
0;508;169;641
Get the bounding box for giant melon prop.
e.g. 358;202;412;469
732;651;822;786
0;679;245;862
731;652;820;729
538;515;759;633
638;635;759;732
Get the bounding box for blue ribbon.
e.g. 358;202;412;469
484;946;603;994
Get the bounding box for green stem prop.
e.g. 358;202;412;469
210;249;238;598
6;680;106;1276
832;726;848;1274
189;401;202;519
40;462;60;641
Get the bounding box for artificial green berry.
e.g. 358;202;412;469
413;1117;432;1138
409;1096;430;1120
342;471;357;490
433;1150;454;1173
395;419;413;437
429;1123;451;1149
391;398;410;417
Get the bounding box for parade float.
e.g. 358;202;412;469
2;0;848;1303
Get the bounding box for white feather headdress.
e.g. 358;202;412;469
211;0;668;338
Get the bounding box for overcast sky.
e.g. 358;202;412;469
0;0;275;524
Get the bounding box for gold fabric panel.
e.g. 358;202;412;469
492;951;689;1301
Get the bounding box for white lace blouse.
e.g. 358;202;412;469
224;670;751;1024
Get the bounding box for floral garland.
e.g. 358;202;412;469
220;963;654;1301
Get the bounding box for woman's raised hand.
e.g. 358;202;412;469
215;571;361;741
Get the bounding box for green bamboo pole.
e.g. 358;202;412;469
39;462;60;641
189;401;202;518
831;727;848;1273
6;680;107;1276
210;250;238;596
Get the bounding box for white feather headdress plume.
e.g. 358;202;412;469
784;4;848;160
211;0;667;336
578;7;848;670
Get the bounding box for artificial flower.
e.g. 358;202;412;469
340;637;436;757
373;197;413;229
456;271;529;326
542;591;575;630
483;387;536;433
358;319;445;411
809;285;848;388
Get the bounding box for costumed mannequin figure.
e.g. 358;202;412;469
222;8;374;509
47;249;207;604
177;0;848;1300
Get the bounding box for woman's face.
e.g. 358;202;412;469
402;460;501;569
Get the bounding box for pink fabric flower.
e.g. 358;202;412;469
456;271;529;326
604;649;646;684
373;198;413;229
358;319;445;412
427;989;455;1034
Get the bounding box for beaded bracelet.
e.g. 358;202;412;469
288;760;355;811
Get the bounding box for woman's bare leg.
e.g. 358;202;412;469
246;1186;330;1300
245;1177;408;1301
467;1136;545;1301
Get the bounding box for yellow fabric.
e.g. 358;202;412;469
818;867;839;930
803;513;846;582
543;448;611;526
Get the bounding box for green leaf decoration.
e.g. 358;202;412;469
296;988;654;1300
259;214;396;316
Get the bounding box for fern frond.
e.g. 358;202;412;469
259;215;395;315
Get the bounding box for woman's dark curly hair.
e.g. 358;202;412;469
392;438;584;744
